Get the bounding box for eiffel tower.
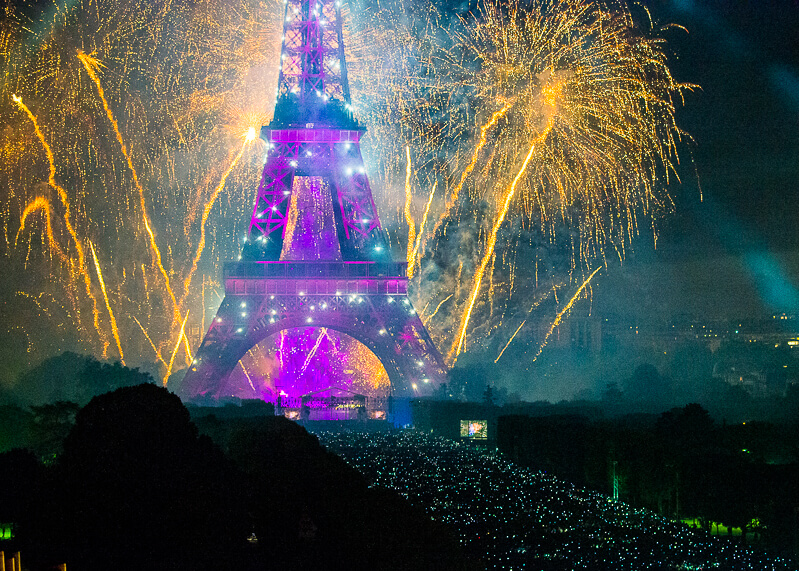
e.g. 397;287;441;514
180;0;447;401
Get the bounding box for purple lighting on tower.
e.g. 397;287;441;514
180;0;447;410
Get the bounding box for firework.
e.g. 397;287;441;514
89;241;124;364
0;0;690;391
165;310;190;386
361;0;692;363
1;0;278;372
531;266;602;361
450;119;554;361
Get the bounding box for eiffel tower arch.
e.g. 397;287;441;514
180;0;447;401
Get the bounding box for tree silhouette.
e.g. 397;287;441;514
0;448;44;530
0;405;33;452
13;352;155;406
39;384;248;570
29;401;80;461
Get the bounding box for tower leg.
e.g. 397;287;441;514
244;156;295;260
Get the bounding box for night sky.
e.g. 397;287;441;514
594;0;799;320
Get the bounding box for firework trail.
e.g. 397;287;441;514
410;181;436;277
490;281;558;363
239;361;257;392
300;328;329;374
423;293;453;326
494;319;527;363
532;266;601;361
11;94;105;346
77;50;182;330
277;330;286;371
404;146;417;276
182;128;256;302
449;119;554;361
182;331;194;364
89;241;125;365
16;199;78;328
165;310;190;386
16;198;67;265
132;316;166;367
434;101;513;234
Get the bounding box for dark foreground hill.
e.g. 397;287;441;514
0;385;475;570
4;382;794;570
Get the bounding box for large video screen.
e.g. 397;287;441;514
460;420;488;440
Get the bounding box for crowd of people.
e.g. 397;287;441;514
314;430;794;570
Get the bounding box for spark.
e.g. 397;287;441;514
15;291;52;317
450;120;554;361
132;315;166;367
164;310;190;387
11;94;105;347
89;241;125;365
532;266;601;362
360;0;689;363
77;50;182;330
404;146;417;275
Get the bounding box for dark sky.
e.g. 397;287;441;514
593;0;799;320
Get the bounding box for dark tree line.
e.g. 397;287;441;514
497;405;799;556
0;353;157;460
0;352;156;407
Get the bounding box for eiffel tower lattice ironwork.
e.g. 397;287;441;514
180;0;447;400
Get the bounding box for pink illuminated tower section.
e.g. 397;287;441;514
181;0;447;402
247;0;382;260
